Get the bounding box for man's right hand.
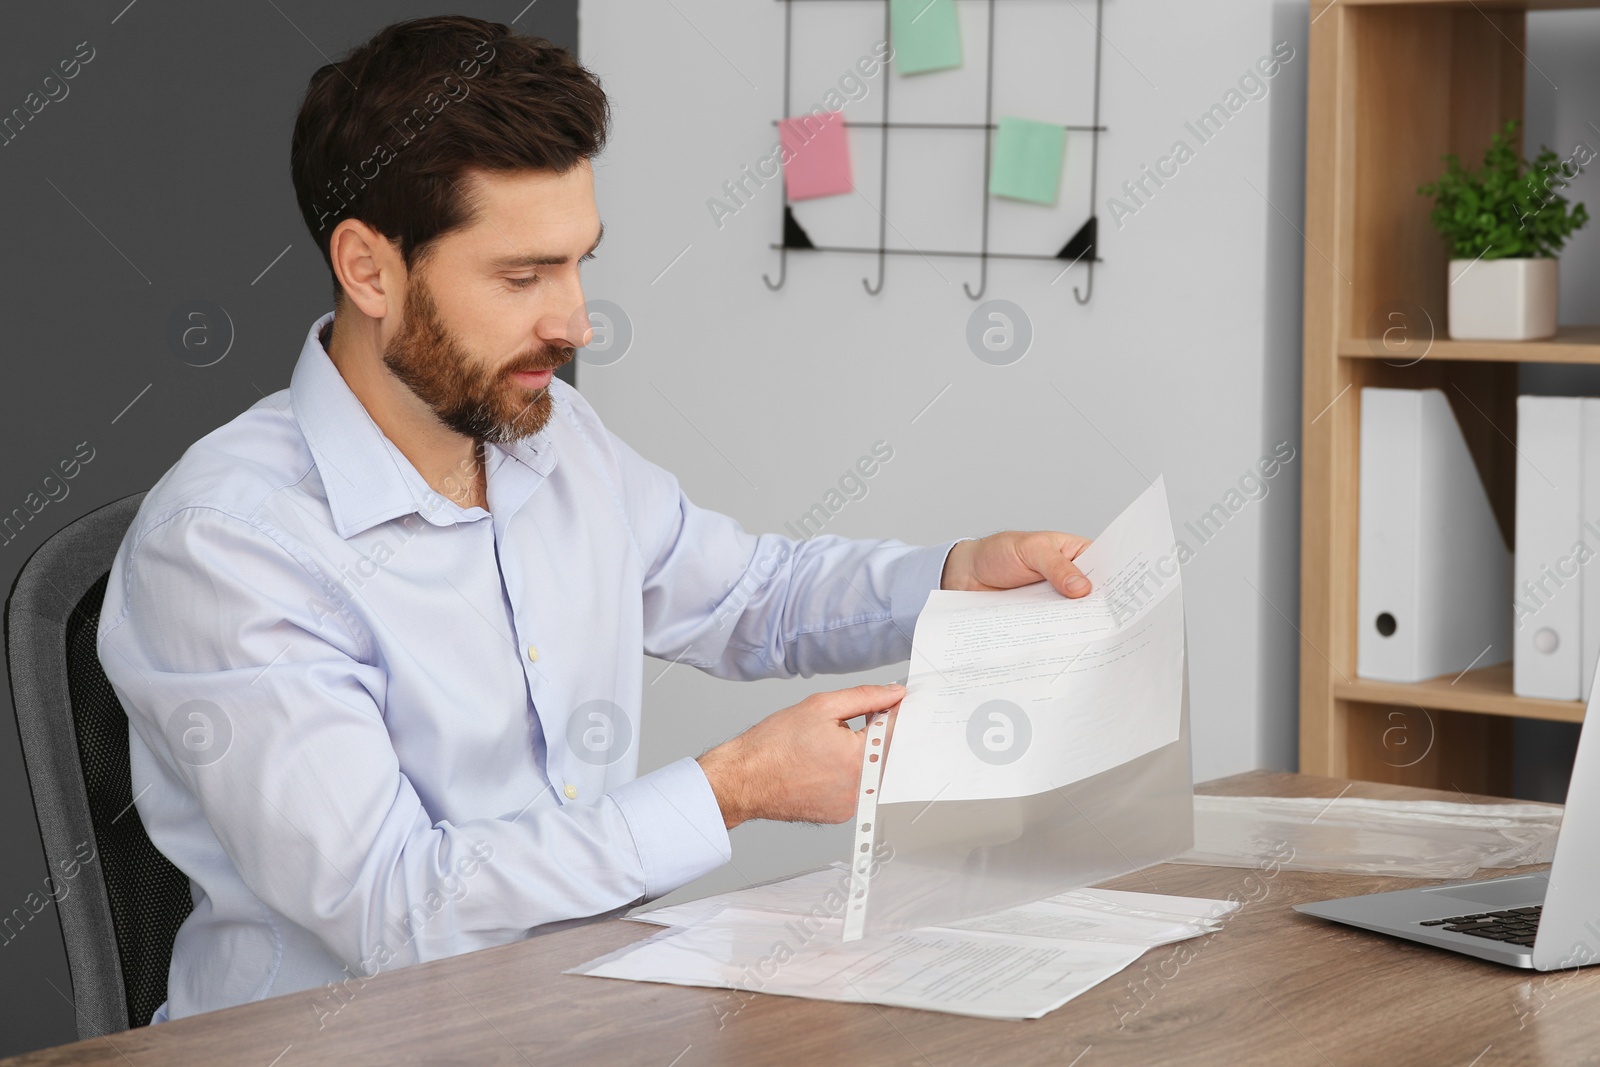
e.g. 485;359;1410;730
695;683;905;830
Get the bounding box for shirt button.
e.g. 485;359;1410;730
564;784;579;800
527;644;539;663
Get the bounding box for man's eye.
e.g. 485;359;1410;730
507;276;537;289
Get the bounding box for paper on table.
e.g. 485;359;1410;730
629;866;851;930
632;865;1237;949
575;906;1149;1021
596;868;1239;1019
1065;887;1242;923
877;478;1184;804
939;897;1216;948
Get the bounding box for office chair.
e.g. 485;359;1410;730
5;492;194;1038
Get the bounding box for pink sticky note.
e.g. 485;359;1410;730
779;111;853;201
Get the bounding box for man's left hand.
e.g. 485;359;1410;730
940;531;1094;598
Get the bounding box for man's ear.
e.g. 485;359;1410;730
328;219;401;321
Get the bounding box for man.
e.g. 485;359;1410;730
98;15;1093;1022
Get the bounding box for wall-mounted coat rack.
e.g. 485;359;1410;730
763;0;1106;303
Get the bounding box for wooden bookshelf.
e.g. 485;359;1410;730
1336;665;1587;724
1298;0;1600;794
1338;0;1599;8
1339;326;1600;363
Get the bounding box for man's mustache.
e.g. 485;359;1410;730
503;346;574;376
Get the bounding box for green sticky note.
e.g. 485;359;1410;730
891;0;962;75
989;116;1067;205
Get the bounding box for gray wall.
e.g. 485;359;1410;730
0;3;576;1057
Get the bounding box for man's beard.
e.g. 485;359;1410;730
381;273;572;444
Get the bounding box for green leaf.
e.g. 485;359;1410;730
1417;118;1590;258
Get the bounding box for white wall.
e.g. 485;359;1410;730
576;0;1308;901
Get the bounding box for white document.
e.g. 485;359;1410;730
633;864;1237;949
579;906;1150;1021
593;868;1239;1020
630;866;860;930
981;886;1240;934
939;893;1221;948
1357;387;1510;683
875;478;1185;804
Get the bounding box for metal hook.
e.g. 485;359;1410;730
763;247;787;291
963;256;988;300
1074;261;1095;305
862;253;884;295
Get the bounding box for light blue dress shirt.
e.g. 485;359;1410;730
97;311;960;1021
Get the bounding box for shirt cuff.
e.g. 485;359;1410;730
610;756;732;899
888;538;971;639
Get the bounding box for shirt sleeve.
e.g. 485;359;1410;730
99;506;730;977
602;428;969;680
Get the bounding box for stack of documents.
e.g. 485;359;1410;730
569;865;1237;1020
1175;794;1562;878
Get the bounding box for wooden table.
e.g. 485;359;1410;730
7;771;1597;1066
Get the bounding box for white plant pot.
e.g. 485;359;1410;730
1447;256;1559;341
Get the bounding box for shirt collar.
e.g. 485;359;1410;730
289;311;558;540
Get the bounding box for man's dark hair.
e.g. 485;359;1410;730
290;15;610;305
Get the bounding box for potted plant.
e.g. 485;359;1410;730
1417;119;1589;341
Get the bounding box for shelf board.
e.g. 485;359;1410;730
1336;663;1586;723
1322;0;1600;9
1339;325;1600;364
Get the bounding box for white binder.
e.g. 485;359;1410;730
1357;387;1511;683
1513;396;1592;700
1583;402;1600;701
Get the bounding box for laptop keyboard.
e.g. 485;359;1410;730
1418;905;1542;946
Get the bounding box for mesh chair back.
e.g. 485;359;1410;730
6;493;195;1036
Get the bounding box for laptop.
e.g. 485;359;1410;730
1294;666;1600;971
